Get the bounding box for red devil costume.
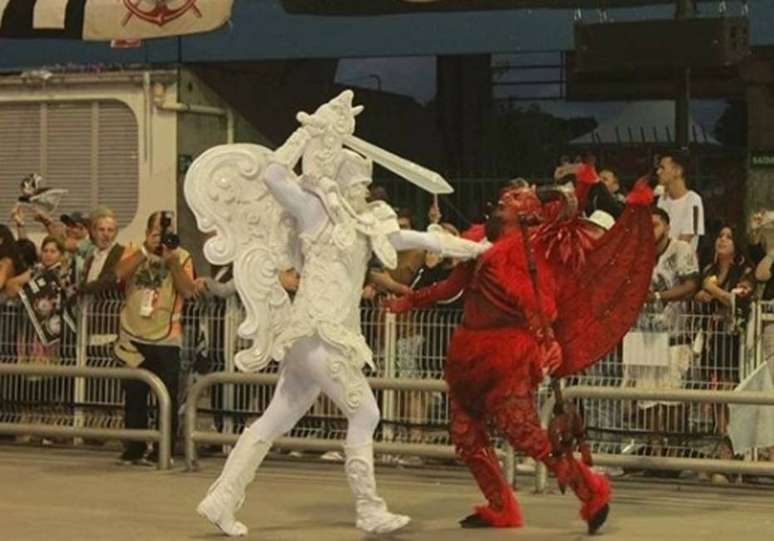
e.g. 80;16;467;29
387;166;655;533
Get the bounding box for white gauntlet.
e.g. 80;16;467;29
428;224;489;260
273;127;312;169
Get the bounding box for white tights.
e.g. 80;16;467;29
241;337;380;447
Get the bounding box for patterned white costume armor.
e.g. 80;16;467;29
185;91;486;537
272;209;389;411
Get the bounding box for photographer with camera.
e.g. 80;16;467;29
113;210;197;465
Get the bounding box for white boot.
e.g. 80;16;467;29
344;442;411;534
196;435;272;537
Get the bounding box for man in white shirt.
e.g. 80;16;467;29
656;153;705;253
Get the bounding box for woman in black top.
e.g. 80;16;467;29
694;224;753;477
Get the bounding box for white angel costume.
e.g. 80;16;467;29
185;91;486;537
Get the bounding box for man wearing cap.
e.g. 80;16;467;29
33;208;94;282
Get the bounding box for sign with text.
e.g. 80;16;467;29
750;151;774;169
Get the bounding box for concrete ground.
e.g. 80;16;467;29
1;444;773;541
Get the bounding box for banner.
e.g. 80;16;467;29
0;0;233;40
18;267;75;346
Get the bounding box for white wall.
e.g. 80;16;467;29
0;70;179;245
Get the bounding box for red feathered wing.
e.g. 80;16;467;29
547;198;655;377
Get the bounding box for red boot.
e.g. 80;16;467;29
548;455;610;534
460;447;524;528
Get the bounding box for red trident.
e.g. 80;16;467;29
121;0;202;27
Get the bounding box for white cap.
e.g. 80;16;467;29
585;210;615;231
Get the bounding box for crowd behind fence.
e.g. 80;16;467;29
1;292;772;474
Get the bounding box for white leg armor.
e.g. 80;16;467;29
344;441;411;534
197;435;272;537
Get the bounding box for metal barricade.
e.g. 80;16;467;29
183;371;515;483
0;364;172;469
535;386;774;492
570;300;764;460
3;288;772;481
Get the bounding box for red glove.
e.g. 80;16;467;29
626;177;655;206
576;162;599;185
383;295;414;314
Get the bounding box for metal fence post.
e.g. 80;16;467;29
504;442;516;486
381;311;397;442
533;391;555;494
72;297;90;443
222;296;238;439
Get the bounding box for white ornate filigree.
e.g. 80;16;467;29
300;172;399;270
297;90;362;182
271;218;375;407
184;144;294;372
344;442;411;533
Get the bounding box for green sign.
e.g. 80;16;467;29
751;151;774;168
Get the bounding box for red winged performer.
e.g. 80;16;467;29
386;164;655;533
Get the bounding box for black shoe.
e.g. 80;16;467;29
145;450;174;467
118;451;152;466
459;513;492;528
587;504;609;534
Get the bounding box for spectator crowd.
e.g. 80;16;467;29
2;153;774;481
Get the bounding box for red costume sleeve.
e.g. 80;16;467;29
406;260;474;309
573;162;598;211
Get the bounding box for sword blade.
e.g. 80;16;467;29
343;134;454;195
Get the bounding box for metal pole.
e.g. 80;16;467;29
674;0;695;149
382;311;398;442
72;297;90;444
676;67;691;148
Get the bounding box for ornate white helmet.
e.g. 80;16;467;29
337;149;373;190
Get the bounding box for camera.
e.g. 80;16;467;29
157;210;180;255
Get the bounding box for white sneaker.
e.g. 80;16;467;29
320;450;344;462
516;457;536;473
593;466;625;478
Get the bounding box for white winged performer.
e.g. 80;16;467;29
185;90;487;537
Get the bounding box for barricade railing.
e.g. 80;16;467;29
535;385;774;492
183;371;515;482
570;299;767;461
3;292;773;481
0;364;172;469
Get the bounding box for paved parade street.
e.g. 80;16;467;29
1;445;772;541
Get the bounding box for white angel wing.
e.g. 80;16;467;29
184;144;295;373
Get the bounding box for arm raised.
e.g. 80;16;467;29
262;162;326;233
387;227;488;260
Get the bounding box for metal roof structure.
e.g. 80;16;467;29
570;102;720;146
281;0;721;15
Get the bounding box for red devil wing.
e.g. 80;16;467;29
550;198;655;377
